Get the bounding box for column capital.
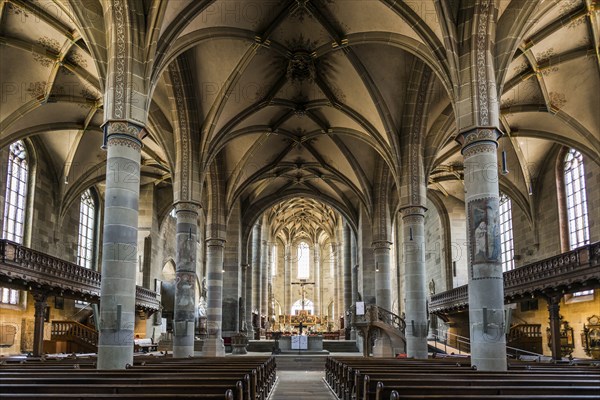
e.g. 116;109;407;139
102;120;144;150
206;238;226;247
400;205;427;218
456;127;502;152
174;201;201;215
372;240;392;251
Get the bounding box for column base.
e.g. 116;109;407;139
202;337;226;356
372;336;393;357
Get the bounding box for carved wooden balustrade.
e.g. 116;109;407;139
0;239;159;312
430;243;600;314
51;320;99;347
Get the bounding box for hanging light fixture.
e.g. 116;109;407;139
375;262;379;272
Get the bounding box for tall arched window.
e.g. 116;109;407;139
564;149;590;250
2;141;28;243
499;193;515;272
77;189;96;269
291;298;314;315
1;141;28;306
297;241;310;279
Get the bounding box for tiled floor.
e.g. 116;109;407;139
269;370;337;400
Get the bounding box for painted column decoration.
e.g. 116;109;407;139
97;121;143;370
172;202;199;358
203;238;226;356
401;206;428;359
457;128;506;371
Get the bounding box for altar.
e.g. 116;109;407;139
278;335;324;351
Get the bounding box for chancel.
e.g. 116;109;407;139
0;1;599;399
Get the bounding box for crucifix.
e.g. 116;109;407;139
291;279;315;311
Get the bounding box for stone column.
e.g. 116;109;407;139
172;202;198;358
251;223;261;333
203;238;226;356
401;206;428;359
351;264;359;340
244;263;253;333
343;225;353;317
457;129;506;371
331;242;339;322
284;244;291;316
32;292;48;357
546;294;562;361
373;240;393;311
98;122;142;370
261;239;269;323
313;245;321;318
240;264;248;332
267;243;274;323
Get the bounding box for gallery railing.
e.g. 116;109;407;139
430;242;599;313
0;239;159;311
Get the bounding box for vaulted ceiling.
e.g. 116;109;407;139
0;0;598;229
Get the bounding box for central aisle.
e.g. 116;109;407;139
270;370;337;400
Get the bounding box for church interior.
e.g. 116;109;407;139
0;0;599;398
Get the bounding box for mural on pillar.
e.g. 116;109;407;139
468;197;500;265
175;272;196;307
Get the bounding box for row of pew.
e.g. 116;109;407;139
0;355;276;400
325;356;600;400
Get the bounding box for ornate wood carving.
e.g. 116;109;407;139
0;240;159;312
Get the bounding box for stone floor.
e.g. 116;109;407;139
269;370;337;400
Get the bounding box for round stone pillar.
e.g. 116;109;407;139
343;225;353;316
97;121;142;370
313;245;320;318
243;264;253;334
373;240;392;311
457;128;507;371
203;238;226;356
251;223;261;327
401;206;428;359
284;244;292;316
260;239;269;324
173;202;199;358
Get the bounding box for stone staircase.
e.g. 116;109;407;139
275;354;327;371
323;340;359;352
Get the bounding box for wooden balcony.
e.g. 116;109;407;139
430;242;600;314
0;239;159;312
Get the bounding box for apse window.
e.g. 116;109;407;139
499;193;515;272
297;242;310;279
1;141;28;307
564;148;590;250
77;189;96;270
2;140;28;243
564;149;592;298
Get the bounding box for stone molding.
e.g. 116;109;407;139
174;201;200;215
400;205;427;218
206;238;226;248
456;127;501;148
371;240;392;251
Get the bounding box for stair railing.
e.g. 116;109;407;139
51;320;98;347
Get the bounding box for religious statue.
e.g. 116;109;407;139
429;279;436;296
